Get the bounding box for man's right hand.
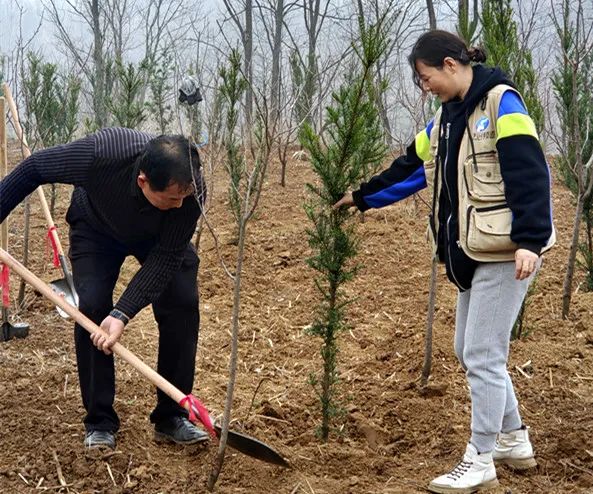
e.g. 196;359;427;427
92;316;125;355
332;192;355;210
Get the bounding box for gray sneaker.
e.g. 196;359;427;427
154;416;210;445
84;430;116;450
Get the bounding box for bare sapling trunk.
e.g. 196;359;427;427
207;213;248;491
421;257;438;388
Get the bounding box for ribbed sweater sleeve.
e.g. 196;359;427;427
113;187;202;319
0;136;95;223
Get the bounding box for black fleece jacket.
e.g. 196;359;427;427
353;65;553;290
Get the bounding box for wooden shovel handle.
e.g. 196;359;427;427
0;249;294;467
0;247;186;405
1;97;8;252
2;83;65;256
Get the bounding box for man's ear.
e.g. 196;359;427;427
137;172;148;189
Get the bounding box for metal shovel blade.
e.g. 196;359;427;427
214;423;290;468
1;321;30;341
50;278;79;319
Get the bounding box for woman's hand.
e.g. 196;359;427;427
332;192;355;210
515;248;539;280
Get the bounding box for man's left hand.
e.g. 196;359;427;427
92;316;125;355
515;248;539;280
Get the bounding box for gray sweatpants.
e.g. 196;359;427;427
454;261;538;453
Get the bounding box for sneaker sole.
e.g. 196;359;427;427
153;430;210;445
494;456;537;470
427;478;499;493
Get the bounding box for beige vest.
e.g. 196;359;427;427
424;84;555;262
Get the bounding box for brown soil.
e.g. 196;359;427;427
0;142;592;494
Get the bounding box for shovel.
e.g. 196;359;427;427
2;83;78;318
0;247;290;468
0;97;30;341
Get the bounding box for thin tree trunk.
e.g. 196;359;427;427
376;84;392;147
303;0;321;125
17;196;31;309
278;144;288;187
562;54;589;318
426;0;437;29
92;0;106;128
562;193;585;318
207;215;247;491
244;0;253;131
271;0;284;122
194;216;204;252
321;276;338;442
421;257;437;387
50;184;57;217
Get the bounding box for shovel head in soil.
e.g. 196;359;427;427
214;423;290;468
1;308;29;341
50;278;79;319
0;247;290;467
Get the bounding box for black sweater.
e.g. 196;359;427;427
0;127;204;318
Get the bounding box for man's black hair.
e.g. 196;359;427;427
137;135;201;192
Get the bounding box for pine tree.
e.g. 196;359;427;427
289;49;311;127
22;51;81;214
552;0;593;315
219;49;248;231
22;52;81;148
481;0;544;133
107;59;147;129
457;0;480;45
146;52;175;134
300;16;389;441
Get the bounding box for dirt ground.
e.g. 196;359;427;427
0;142;592;494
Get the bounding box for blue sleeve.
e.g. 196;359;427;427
352;120;434;212
498;91;528;118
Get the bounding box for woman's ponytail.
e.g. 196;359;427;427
467;46;487;63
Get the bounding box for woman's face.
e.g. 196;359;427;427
415;58;459;102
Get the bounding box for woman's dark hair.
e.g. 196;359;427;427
408;30;487;88
137;135;201;192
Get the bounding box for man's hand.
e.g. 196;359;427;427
515;248;539;280
332;192;355;210
91;316;125;355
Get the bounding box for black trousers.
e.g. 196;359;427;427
68;218;199;433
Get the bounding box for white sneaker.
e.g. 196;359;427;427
428;443;499;493
493;426;537;470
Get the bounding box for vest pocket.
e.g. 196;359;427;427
466;205;516;253
463;152;505;202
424;160;436;190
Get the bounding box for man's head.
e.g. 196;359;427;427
136;135;201;210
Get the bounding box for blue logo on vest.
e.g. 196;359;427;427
476;117;490;132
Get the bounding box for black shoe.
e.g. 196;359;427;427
154;416;210;445
84;430;116;450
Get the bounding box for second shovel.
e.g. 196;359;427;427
3;83;78;317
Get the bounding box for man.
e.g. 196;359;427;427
0;127;208;450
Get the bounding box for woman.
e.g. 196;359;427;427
334;30;554;493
